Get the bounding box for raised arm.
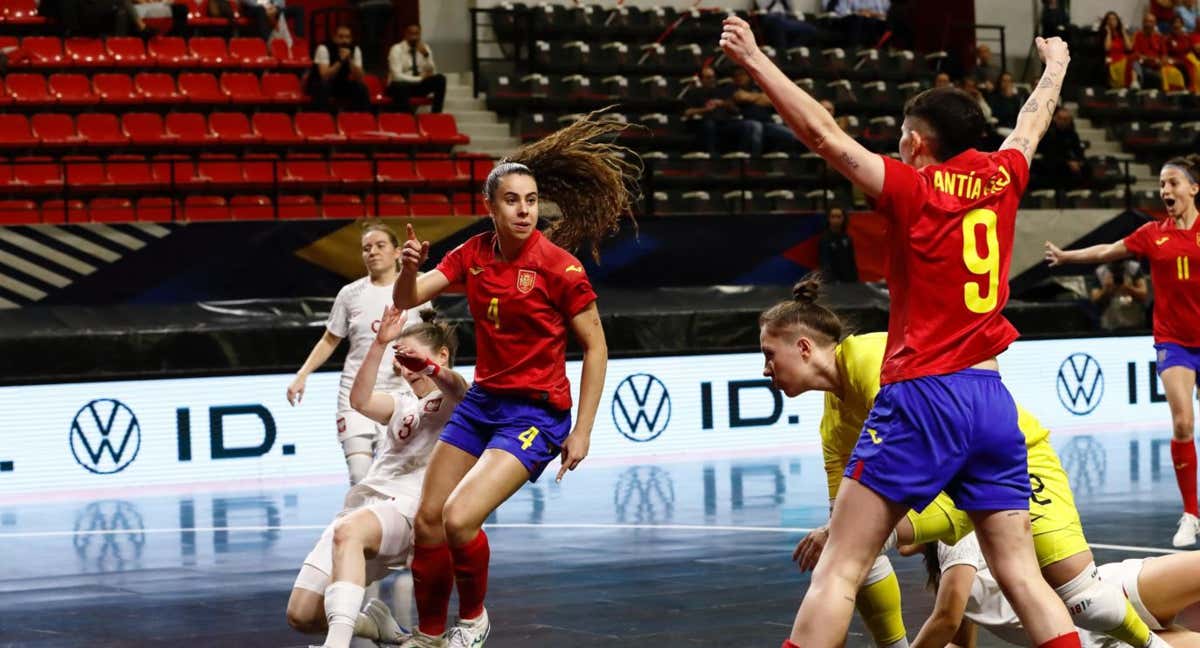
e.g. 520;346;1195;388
349;306;407;425
1000;37;1071;165
394;223;451;309
912;563;976;648
719;17;885;197
1044;240;1131;266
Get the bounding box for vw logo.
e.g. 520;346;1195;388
69;399;142;474
1056;354;1104;416
73;500;146;572
611;374;671;442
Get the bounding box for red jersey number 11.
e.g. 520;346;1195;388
486;297;501;329
962;208;1000;314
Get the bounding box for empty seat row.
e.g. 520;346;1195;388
0;36;309;71
0;112;470;148
0;71;304;106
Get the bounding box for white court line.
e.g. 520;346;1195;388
0;522;1185;555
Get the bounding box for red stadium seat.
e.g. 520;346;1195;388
409;193;452;216
178;72;228;104
30;114;81;148
377;194;408;217
242;154;279;188
94;73;140;104
89;198;134;222
185;0;233;29
375;157;421;186
323;194;365;218
260;72;303;103
165;112;217;145
329;154;373;188
136;196;176;222
76;113;130;146
0;78;10;106
196;154;246;189
252;113;303;145
279;194;319;219
7;73;54;106
48;74;97;106
457;155;496;185
231;195;274;220
0;200;37;224
0;162;15;189
0;115;38;148
106;154;158;190
122;112;175;145
64;37;109;66
416;159;469;188
363;74;388;105
282;155;333;186
106;37;148;67
209;112;262;144
294;112;346;142
147;36;193;67
188;36;229;68
418;114;470;147
41;200;85;223
183;195;229;221
220;72;265;105
2;0;48;27
13;156;64;190
134;72;184;105
337;112;391;143
21;37;64;67
63;156;106;190
376;113;427;144
151;155;197;187
452;194;487;217
228;38;275;68
271;37;310;70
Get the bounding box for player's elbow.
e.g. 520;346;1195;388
348;390;367;412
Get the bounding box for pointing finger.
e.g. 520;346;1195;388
406;223;417;241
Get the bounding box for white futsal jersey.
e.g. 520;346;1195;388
326;277;425;410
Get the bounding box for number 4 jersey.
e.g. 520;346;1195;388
874;149;1030;385
436;230;597;411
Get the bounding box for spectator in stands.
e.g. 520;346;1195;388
1167;16;1198;90
1133;11;1187;91
959;78;993;123
683;65;763;157
1088;260;1150;331
1103;11;1134;88
819;207;858;283
932;71;952;88
820;98;853;132
1189;24;1200;92
131;0;189;36
386;24;447;114
309;25;371;111
1040;0;1069;38
240;0;303;44
970;44;998;94
988;72;1026;130
1181;0;1199;32
55;0;153;37
828;0;890;47
731;68;799;153
756;0;816;56
1037;106;1091;190
1151;0;1178;33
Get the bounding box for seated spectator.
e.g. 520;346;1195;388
56;0;152;36
988;72;1026;130
308;25;371;111
970;44;998;94
1181;0;1199;32
1150;0;1177;33
730;68;798;153
386;24;447;113
885;0;914;50
819;98;852;132
1088;261;1149;331
1037;107;1091;190
1133;10;1186;90
1040;0;1069;38
240;0;303;44
819;208;858;284
1167;16;1197;89
959;78;993;123
755;0;816;55
683;66;762;157
828;0;890;47
1102;11;1134;88
932;71;952;88
131;0;188;37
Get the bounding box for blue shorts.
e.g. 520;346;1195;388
1155;343;1200;374
439;385;571;482
845;369;1030;512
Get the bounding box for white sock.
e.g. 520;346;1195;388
323;581;365;648
883;638;910;648
346;453;372;485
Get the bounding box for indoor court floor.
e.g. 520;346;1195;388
0;428;1193;647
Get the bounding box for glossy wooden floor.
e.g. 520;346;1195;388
0;431;1191;647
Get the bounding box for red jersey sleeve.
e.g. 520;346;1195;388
556;261;598;318
875;155;927;225
991;148;1031;194
435;240;470;285
1123;220;1157;257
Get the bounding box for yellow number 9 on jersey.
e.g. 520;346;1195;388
962;208;1000;314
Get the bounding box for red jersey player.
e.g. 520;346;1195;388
1046;154;1200;548
720;16;1082;648
392;113;641;648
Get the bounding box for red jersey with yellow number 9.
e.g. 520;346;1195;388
1123;217;1200;347
874;149;1030;384
436;230;597;410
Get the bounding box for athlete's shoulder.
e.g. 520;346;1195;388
533;235;588;276
337;276;369;298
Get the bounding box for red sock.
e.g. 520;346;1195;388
1172;439;1199;516
1039;632;1082;648
450;530;490;621
781;641;801;648
412;542;454;636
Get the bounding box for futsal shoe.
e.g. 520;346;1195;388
1173;512;1200;547
448;608;490;648
398;629;448;648
362;598;409;644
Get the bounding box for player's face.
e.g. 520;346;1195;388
394;337;448;392
760;326;818;398
1160;166;1199;218
361;230;400;276
488;173;539;242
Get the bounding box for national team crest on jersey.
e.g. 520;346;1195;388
517;269;537;294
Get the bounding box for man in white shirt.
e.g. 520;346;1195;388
386;23;447;113
311;24;371;111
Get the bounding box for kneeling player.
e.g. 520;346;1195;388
286;306;466;648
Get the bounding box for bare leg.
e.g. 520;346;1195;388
1157;628;1200;648
330;507;384;585
413;442;479;545
286;587;326;634
1136;551;1200;625
1163;367;1198;444
1040;549;1094;588
443;449;531;546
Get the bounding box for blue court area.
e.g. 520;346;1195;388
0;428;1192;647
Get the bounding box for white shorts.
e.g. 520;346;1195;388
292;497;415;594
337;408;385;456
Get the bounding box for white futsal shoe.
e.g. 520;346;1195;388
447;608;490;648
1173;512;1200;547
362;598;409;644
397;629;448;648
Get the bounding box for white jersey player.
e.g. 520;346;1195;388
287;222;429;485
287;305;467;648
915;532;1200;648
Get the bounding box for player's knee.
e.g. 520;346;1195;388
285;598;321;633
331;518;363;551
1054;564;1129;632
1172;414;1194;441
415;500;444;535
441;499;480;545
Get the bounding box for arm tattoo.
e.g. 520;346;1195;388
839;151;860;170
1020;95;1040;114
1008;136;1033;157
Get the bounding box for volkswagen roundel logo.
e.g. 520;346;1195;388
611;374;671;442
1056;353;1104;416
69;399;142;474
